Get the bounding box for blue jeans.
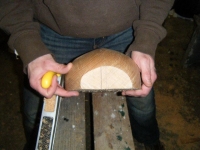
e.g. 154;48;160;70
23;24;159;149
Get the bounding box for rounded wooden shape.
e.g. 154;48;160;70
65;48;141;91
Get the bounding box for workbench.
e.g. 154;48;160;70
36;90;137;150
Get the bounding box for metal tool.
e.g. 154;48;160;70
35;75;63;150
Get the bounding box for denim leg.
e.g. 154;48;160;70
126;89;159;145
23;74;43;150
40;24;95;64
96;27;134;54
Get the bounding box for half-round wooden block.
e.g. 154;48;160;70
65;48;141;91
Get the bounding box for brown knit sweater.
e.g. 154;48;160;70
0;0;174;70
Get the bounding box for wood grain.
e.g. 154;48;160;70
92;92;135;150
53;93;86;150
65;48;141;91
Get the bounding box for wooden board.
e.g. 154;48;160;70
92;92;135;150
53;93;86;150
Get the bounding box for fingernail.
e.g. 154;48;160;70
74;92;79;96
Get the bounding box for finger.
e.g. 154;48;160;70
50;73;79;97
37;75;58;98
150;66;157;84
46;62;73;75
54;87;79;97
140;60;152;87
122;84;152;97
37;75;79;98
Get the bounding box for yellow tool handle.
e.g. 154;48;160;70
41;71;60;89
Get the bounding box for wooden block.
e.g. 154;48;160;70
53;93;86;150
65;48;141;91
92;92;135;150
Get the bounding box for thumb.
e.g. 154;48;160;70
51;62;73;75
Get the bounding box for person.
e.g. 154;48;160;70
0;0;174;149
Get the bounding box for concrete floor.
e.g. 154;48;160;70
0;16;200;150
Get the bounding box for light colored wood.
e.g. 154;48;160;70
92;92;135;150
44;95;56;112
53;93;86;150
65;48;141;91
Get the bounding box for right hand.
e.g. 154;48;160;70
27;54;79;98
122;51;157;97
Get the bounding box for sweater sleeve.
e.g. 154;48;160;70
0;0;50;71
126;0;174;58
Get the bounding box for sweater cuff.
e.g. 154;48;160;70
126;21;167;58
8;31;50;73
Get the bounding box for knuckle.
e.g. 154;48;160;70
45;93;53;99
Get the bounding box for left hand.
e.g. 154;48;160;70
27;54;79;98
122;51;157;97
